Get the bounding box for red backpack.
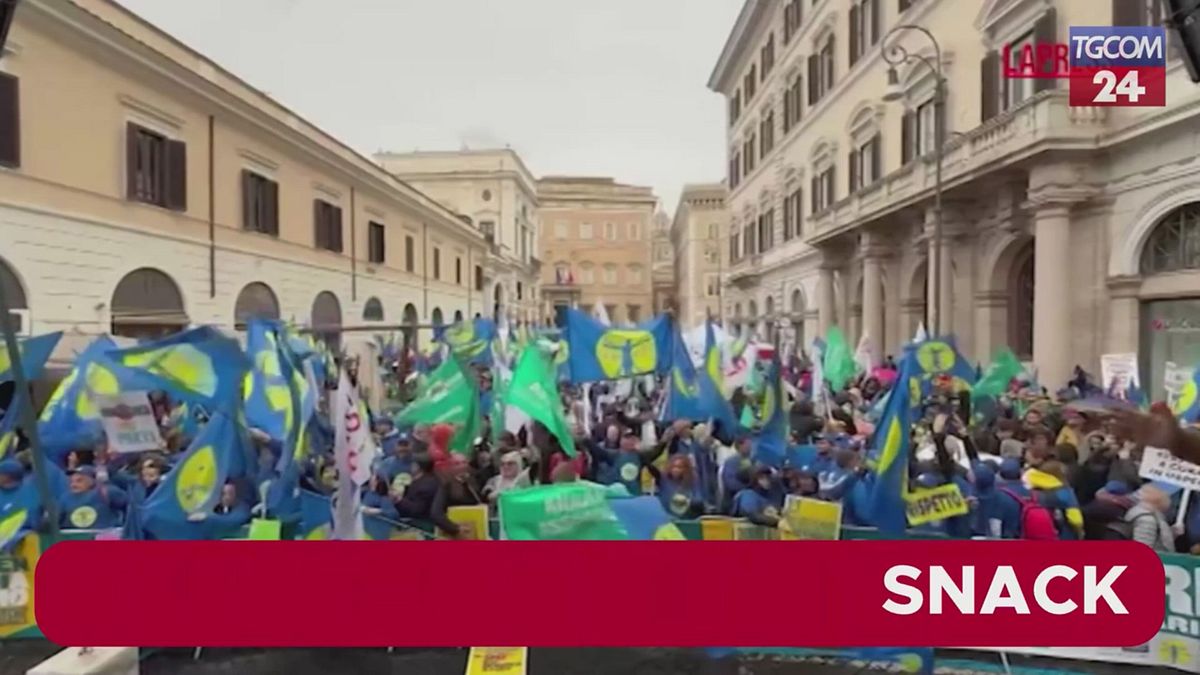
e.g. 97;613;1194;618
1000;488;1060;540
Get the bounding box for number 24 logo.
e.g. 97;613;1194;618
1092;70;1146;103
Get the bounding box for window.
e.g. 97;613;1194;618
604;222;616;240
475;264;484;291
404;235;415;272
1005;31;1035;110
1141;203;1200;274
760;111;775;157
761;33;776;78
628;222;640;240
743;222;757;257
849;133;882;191
783;186;803;240
313;199;343;253
849;0;880;67
784;72;803;133
0;73;19;168
914;98;942;157
555;222;568;239
704;246;719;264
628;265;643;284
580;222;594;239
480;219;496;243
456;257;463;285
605;304;617;320
705;274;720;297
603;265;617;284
627;305;642;323
730;229;740;262
784;0;803;44
241;170;279;236
730;149;742;189
729;89;742;127
757;209;774;253
127;122;186;210
744;65;757;101
708;224;718;239
368;221;385;263
743;134;757;175
432;247;441;280
580;264;595;284
811;165;835;213
482;189;493;202
809;32;836;106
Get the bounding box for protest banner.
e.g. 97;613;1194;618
498;483;625;540
1141;446;1200;493
780;496;842;540
1100;353;1140;401
465;647;528;675
0;534;40;639
1166;362;1194;407
437;505;490;541
97;392;162;454
903;484;968;526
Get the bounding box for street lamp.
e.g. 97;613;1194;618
882;24;946;336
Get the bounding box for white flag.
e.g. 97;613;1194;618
332;370;376;539
592;299;611;326
913;322;928;344
854;333;876;373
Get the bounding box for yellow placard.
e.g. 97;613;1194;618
780;497;842;540
465;647;528;675
699;516;737;541
437;504;491;540
0;533;38;638
904;483;969;526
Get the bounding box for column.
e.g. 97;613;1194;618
1106;276;1142;354
1032;203;1073;388
818;265;836;335
925;235;954;337
862;252;884;359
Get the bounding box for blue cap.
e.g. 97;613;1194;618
998;457;1022;480
0;459;23;480
70;465;97;479
1102;480;1131;496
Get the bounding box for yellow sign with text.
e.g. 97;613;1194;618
0;533;39;638
465;647;528;675
780;496;843;540
437;505;491;540
904;483;968;526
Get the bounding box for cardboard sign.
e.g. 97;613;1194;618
904;483;969;526
0;533;38;638
465;647;528;675
98;392;162;454
1140;446;1200;492
437;504;490;541
780;496;843;540
248;519;282;541
1100;353;1140;401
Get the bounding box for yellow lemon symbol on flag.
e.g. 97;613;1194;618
895;653;924;673
672;368;698;398
876;417;903;475
554;340;570;367
445;323;486;358
595;330;656;378
69;505;98;528
908;376;922;408
0;508;27;549
123;344;218;398
760;383;777;421
706;346;723;389
1160;638;1191;665
0;432;14;457
266;384;294;435
1174;381;1197;417
175;445;219;513
0;345;11;376
42;369;78;421
77;362;119;420
916;341;955;374
305;525;331;541
653;523;687;540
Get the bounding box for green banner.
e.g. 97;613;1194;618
497;483;626;540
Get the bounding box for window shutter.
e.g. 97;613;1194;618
266;179;279;236
808;55;818;105
827;166;836;205
796;189;803;233
1034;8;1058;91
870;0;881;45
870;133;882;182
828;36;836;83
783;94;792;133
313;201;324;249
1111;0;1140;26
125;122;140;201
0;73;19;167
333;206;344;253
240;170;254;231
166;139;187;211
811;176;819;212
849;5;860;67
981;51;1000;122
848;149;859;192
901;111;914;164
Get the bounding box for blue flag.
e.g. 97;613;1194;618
867;348;921;535
299;490;332;540
36;336;121;458
1175;364;1200;424
606;495;686;539
662;329;706;422
0;332;63;457
909;336;977;412
107;327;251;411
564;309;672;383
440;317;495;366
140;410;250;540
751;353;788;467
702;321;740;441
244;320;314;458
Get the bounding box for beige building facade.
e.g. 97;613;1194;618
671;184;730;329
711;0;1200;394
537;176;657;325
0;0;510;358
373;149;542;324
651;210;676;313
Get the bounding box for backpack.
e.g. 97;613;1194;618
999;488;1060;540
1103;513;1157;542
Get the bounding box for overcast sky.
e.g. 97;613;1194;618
117;0;742;213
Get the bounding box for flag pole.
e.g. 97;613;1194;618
0;279;59;539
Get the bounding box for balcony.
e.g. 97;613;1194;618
727;252;763;288
528;255;542;275
808;90;1110;244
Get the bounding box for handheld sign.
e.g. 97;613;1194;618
97;392;163;454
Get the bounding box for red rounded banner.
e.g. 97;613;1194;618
36;540;1163;647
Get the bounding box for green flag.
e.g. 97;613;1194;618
491;363;511;445
498;482;626;540
822;327;857;392
972;348;1024;401
394;357;480;454
506;345;576;457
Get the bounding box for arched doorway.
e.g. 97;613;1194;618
362;297;384;322
0;256;27;336
311;291;342;352
493;283;504;320
790;288;805;357
453;309;464;324
111;267;188;339
1008;243;1035;360
431;307;444;329
907;260;930;339
1138;201;1200;396
401;303;419;350
233;282;280;329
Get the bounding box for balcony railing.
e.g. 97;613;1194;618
808;90;1110;243
727;252;763;287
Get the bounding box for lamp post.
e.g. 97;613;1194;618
882;24;946;337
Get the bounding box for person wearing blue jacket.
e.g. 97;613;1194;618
58;466;127;530
720;437;754;511
594;431;664;496
188;482;251;539
379;433;415;495
0;460;42;535
972;462;1020;539
657;454;705;519
996;457;1029;498
731;466;784;527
